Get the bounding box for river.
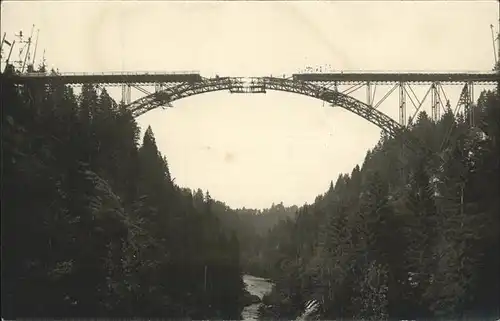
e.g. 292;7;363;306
242;274;274;321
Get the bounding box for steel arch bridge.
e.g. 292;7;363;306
7;70;499;152
128;76;403;136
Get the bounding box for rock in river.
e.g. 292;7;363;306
242;289;262;306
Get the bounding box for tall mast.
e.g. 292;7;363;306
32;28;40;67
491;24;498;66
21;24;35;73
497;0;500;94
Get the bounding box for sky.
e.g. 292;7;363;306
1;0;498;209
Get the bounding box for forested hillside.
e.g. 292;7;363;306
2;60;498;320
257;89;500;320
224;203;299;277
1;65;245;319
173;188;299;278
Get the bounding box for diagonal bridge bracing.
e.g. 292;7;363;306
9;70;496;128
294;72;498;126
4;69;498;178
127;76;405;141
7;70;499;149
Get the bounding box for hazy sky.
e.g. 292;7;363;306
2;1;498;209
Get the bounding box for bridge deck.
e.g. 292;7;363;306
293;72;499;84
6;71;203;84
4;71;499;85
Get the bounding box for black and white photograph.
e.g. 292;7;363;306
1;0;499;320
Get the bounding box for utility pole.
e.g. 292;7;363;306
204;265;207;293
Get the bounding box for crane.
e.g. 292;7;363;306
491;24;498;67
495;0;500;68
1;33;15;73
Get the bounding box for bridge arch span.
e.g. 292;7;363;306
127;76;407;141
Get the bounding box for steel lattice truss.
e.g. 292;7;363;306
7;70;498;152
297;78;491;128
128;77;237;117
128;76;404;138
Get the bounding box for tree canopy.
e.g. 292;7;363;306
2;64;245;319
256;89;500;320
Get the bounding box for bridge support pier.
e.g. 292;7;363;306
121;84;131;105
468;82;474;127
398;82;408;185
366;81;372;107
431;83;441;123
460;82;475;127
399;82;406;126
155;83;165;93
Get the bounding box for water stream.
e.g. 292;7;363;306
242;274;274;321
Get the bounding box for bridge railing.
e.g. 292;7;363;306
15;70;496;78
19;70;201;77
295;69;497;74
294;72;498;76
